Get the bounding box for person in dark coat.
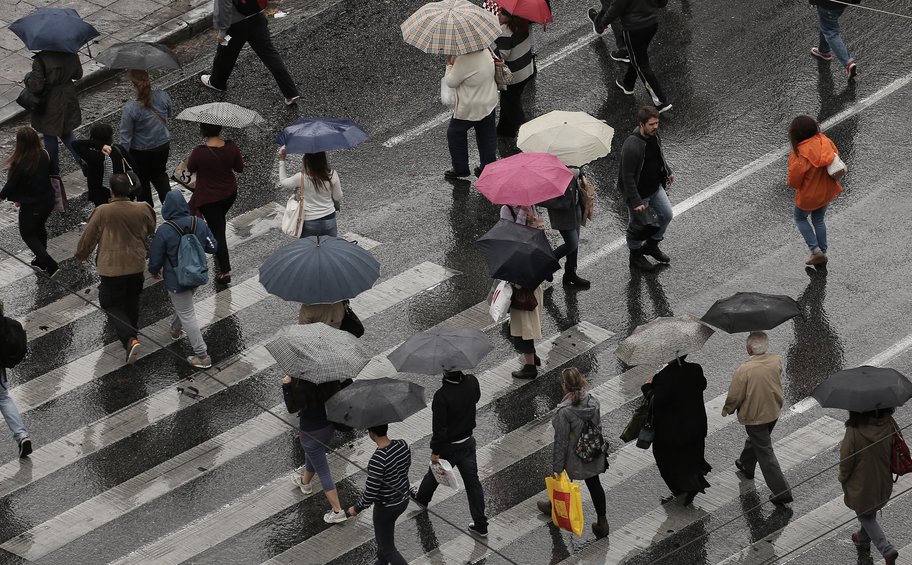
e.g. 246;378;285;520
643;355;711;506
541;167;590;289
23;51;83;173
73;124;115;207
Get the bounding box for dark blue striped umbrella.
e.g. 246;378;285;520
10;8;99;53
274;117;369;154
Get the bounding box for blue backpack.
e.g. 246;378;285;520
166;218;208;287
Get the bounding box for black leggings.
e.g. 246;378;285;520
585;476;607;519
19;200;57;272
198;193;236;273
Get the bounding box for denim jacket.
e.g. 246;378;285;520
119;90;172;151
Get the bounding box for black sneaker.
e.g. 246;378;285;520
642;242;670;263
18;437;32;458
610;50;630;63
444;169;471;180
629;252;655;272
562;273;591;289
587;8;606;35
468;522;488;538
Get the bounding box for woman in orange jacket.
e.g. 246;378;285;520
787;115;843;266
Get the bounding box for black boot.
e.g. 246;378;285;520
629;250;655;272
562;272;591;289
534;354;542;366
511;364;538;379
642;240;670;263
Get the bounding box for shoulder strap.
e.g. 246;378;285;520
165;220;185;237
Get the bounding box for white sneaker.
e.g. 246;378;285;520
188;355;212;369
323;509;347;524
200;74;225;92
292;474;313;494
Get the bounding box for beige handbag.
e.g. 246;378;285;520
490;48;514;90
281;174;306;237
827;152;847;180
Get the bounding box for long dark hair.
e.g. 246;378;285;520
846;407;894;428
301;151;333;192
500;9;530;34
5;126;42;173
788;115;820;155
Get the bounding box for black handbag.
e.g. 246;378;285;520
620;392;653;442
339;303;364;338
16;56;47;113
627;206;661;240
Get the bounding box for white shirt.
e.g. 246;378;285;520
445;50;498;122
278;161;343;221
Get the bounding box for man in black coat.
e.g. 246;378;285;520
413;370;489;537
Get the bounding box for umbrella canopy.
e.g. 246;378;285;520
96;42;179;70
275;117;369;154
259;236;380;304
475;219;559;289
388;327;493;375
615;315;715;366
265;324;371;383
325;377;427;428
496;0;553;24
812;366;912;412
700;292;802;333
517;111;615;167
475;153;573;206
401;0;501;56
10;8;99;53
176;103;265;128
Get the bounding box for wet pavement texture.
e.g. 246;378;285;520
1;0;912;563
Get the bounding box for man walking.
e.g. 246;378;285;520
809;0;859;79
618;106;674;272
75;174;157;365
201;0;300;105
413;370;489;537
722;332;794;506
0;303;32;458
587;0;672;112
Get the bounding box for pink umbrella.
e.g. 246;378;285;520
497;0;553;25
476;152;573;206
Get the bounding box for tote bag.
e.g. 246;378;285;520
281;174;306;237
430;460;461;491
545;471;583;536
440;77;457;109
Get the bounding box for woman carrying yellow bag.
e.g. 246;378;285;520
537;368;610;538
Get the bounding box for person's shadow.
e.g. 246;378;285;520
785;267;845;403
738;489;795;562
542;284;580;330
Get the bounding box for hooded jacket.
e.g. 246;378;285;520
839;414;894;513
787;132;843;211
148;191;217;292
600;0;669;32
552;392;607;480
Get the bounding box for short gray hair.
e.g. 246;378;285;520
747;331;768;355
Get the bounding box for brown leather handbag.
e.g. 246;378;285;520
510;286;538;311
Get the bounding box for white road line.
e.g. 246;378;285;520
564;417;845;565
0;261;450;506
110;323;613;565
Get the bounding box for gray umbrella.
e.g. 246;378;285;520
615;315;715;366
175;102;265;129
812;366;912;412
325;377;426;428
264;324;370;383
387;327;493;375
96;42;179;70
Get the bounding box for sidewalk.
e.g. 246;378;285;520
0;0;214;126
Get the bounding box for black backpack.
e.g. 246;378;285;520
233;0;267;16
0;314;27;369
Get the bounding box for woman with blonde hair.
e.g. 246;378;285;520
119;69;173;206
277;147;342;237
536;368;610;538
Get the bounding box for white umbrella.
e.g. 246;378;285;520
175;102;265;128
517;111;615;167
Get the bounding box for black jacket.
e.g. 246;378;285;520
642;359;707;443
617;128;672;207
0;152;54;206
601;0;668;31
542;168;582;231
430;373;481;453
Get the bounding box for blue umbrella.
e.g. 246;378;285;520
258;236;380;304
275;117;369;154
10;8;100;54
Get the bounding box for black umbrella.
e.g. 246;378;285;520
96;42;180;70
388;327;493;375
475;219;559;289
325;378;426;428
812;366;912;412
700;292;802;333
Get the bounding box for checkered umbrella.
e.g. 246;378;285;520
265;324;371;383
175;103;265;129
401;0;502;56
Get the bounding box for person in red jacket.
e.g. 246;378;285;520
787;115;842;267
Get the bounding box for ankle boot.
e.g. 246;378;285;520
562;272;591;289
511;364;538;379
592;517;610;538
629;250;655;272
534;354;541;367
642;240;670;263
536;500;551;515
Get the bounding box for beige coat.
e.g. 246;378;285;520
509;285;543;340
839;415;894;513
75;198;156;277
298;302;345;328
721;354;784;425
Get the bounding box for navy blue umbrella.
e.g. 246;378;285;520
10;8;99;53
275;117;369;154
258;236;380;304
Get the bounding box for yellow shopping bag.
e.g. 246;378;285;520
545;471;584;536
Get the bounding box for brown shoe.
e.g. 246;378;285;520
806;251;828;266
536;500;551;515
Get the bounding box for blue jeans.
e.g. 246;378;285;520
42;132;78;173
0;369;28;444
301;214;337;238
447;109;497;175
299;424;336;491
794;205;827;253
626;187;673;250
817;6;853;67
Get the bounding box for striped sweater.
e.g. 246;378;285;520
495;26;535;84
355;439;412;511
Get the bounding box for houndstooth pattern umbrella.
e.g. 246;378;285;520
265;324;371;383
175;103;265;129
616;315;715;367
401;0;502;56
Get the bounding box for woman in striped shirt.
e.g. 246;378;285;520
495;9;536;137
348;424;412;565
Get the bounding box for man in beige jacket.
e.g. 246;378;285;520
722;331;793;505
75;174;156;365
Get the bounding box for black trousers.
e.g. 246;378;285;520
584;476;607;518
18;200;56;272
210;12;299;98
198;193;236;273
621;24;668;106
130;142;171;207
372;498;408;565
98;273;144;348
497;77;530;136
415;437;488;529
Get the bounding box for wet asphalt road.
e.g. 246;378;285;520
1;0;912;563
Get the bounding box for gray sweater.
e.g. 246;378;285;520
552;393;606;480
